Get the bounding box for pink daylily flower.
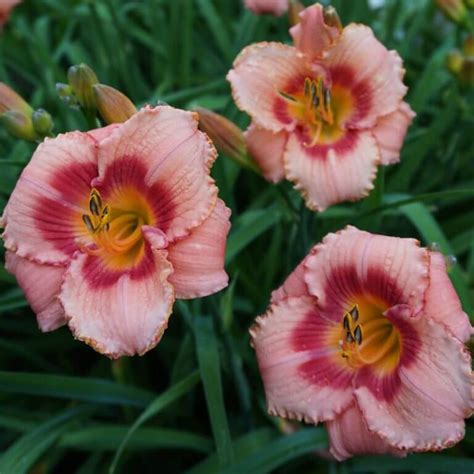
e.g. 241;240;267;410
1;106;231;358
228;4;415;211
251;226;473;459
244;0;289;16
0;0;20;29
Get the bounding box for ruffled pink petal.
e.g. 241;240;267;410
290;4;340;60
270;251;314;304
227;42;310;132
96;106;218;243
323;25;407;129
1;132;98;264
167;199;231;299
87;123;121;143
424;252;472;342
250;296;354;423
327;402;406;460
244;0;288;16
5;251;66;332
244;122;288;183
372;102;415;165
304;226;430;318
355;316;473;452
284;130;379;211
60;248;175;358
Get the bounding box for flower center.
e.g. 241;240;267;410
81;188;152;266
279;75;353;147
339;302;401;373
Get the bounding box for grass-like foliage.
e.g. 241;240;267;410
0;0;473;472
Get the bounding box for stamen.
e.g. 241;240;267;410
89;189;102;216
343;314;350;331
278;90;298;103
82;214;95;233
354;325;363;345
280;75;336;147
304;78;311;98
310;82;317;102
349;305;359;322
339;302;401;371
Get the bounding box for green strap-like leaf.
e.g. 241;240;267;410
194;316;234;468
109;370;200;473
0;405;93;474
61;424;211;453
0;371;155;407
187;428;277;474
226;207;283;264
221;428;327;474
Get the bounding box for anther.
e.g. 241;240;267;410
278;90;297;102
324;87;331;108
312;92;320;108
354;325;363;345
346;332;354;344
310;82;317;102
82;214;95;233
89;195;101;216
349;305;359;322
343;314;350;331
304;78;311;98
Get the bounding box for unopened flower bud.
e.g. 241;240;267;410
0;82;33;116
93;84;137;124
288;0;304;26
56;82;79;108
0;110;38;141
446;37;474;86
435;0;467;24
68;63;99;111
32;108;54;137
196;107;260;173
196;108;245;158
463;35;474;56
459;56;474;85
323;5;343;31
446;50;463;74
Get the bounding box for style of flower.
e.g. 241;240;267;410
0;0;21;29
244;0;289;16
250;226;473;459
228;4;415;211
1;105;231;358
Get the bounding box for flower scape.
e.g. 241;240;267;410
0;1;472;472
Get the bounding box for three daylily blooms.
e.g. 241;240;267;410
1;1;472;462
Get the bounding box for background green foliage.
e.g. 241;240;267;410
0;0;473;472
